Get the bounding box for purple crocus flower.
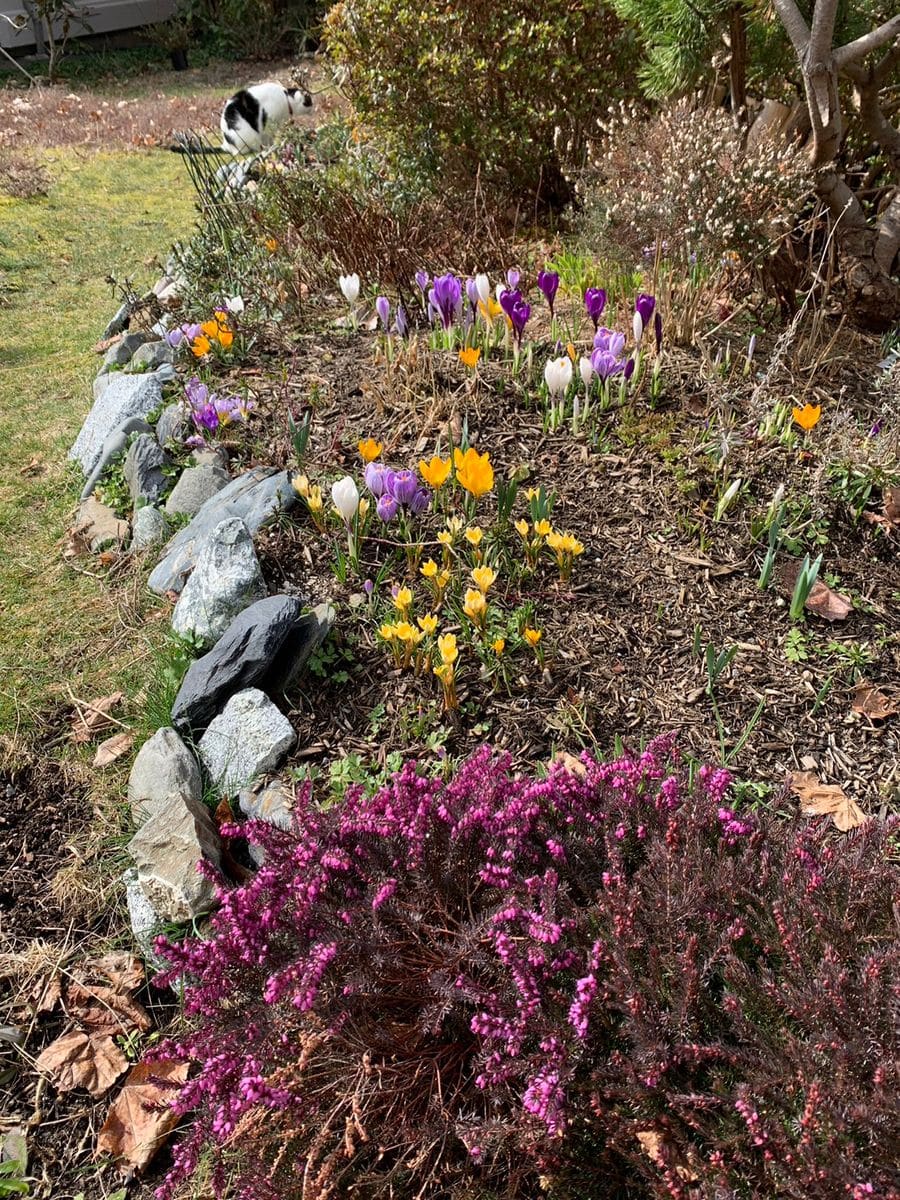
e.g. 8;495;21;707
590;350;624;380
192;403;220;433
593;327;626;358
377;494;399;522
654;310;663;354
165;327;185;349
499;288;531;345
364;462;387;497
465;277;479;312
185;434;207;450
393;305;408;337
185;377;209;407
584;288;607;329
623;357;636;380
376;296;390;328
386;468;419;506
537;269;560;315
428;273;462;330
635;293;656;325
408;487;430;515
415;271;430;293
363;579;375;596
506;268;520;289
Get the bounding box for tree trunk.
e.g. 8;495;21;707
819;169;900;330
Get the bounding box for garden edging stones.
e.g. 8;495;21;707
170;516;267;646
147;466;298;595
69;374;164;476
198;688;296;795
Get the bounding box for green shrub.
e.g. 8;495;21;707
324;0;638;208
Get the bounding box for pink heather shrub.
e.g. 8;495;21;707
153;737;900;1200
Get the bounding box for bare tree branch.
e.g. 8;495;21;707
816;169;867;227
834;16;900;70
770;0;809;55
808;0;838;62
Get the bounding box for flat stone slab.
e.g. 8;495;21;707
127;726;202;825
165;464;230;517
127;791;221;922
198;688;295;796
74;497;130;553
69;373;163;476
171;595;333;734
171;517;267;647
147;467;296;596
126;340;175;372
101;331;150;371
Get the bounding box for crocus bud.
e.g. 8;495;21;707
376;295;390;328
579;356;593;389
544;356;573;396
623;357;636;380
339;274;360;304
331;475;359;523
475;274;490;303
364;462;387;497
633;311;644;345
465;277;479;308
414;270;429;293
506;268;520;288
393;305;408;337
654;310;663;353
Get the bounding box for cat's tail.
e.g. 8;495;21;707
169;133;231;155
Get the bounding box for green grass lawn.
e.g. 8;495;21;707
0;148;196;742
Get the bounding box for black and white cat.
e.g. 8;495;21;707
219;82;313;155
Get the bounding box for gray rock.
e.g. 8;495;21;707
172;594;304;733
69;373;163;476
239;776;294;830
156;403;185;447
122;868;166;966
92;373;111;402
239;776;295;867
74;497;129;553
127;727;202;825
79;416;152;501
148;468;297;595
127;792;221;922
266;602;335;695
171;517;266;646
101;330;151;372
126;340;175;373
192;445;229;469
198;688;295;795
150;319;170;339
101;302;131;341
124;433;171;506
154;363;177;384
131;504;169;550
165;464;230;517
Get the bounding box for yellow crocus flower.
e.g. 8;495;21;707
394;586;413;615
454;447;494;498
419;456;452;488
420;559;439;578
524;628;542;647
418;613;438;636
438;633;458;665
358;438;383;462
465;527;484;547
471;565;496;593
463;588;487;625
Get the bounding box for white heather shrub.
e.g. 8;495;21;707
581;98;812;267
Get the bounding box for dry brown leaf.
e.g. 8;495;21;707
851;681;898;721
789;770;868;832
66;982;152;1035
554;751;587;779
866;486;900;535
93;731;134;768
96;1059;189;1172
71;692;124;743
30;974;62;1014
804;578;852;621
19;454;45;476
636;1130;698;1182
36;1030;128;1097
78;952;145;994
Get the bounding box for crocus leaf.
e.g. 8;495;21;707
789;770;867;832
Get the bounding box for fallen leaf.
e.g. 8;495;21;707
30;974;61;1014
93;732;134;768
554;751;587;779
864;486;900;536
93;334;123;353
851;681;898;721
214;797;233;827
66;982;151;1035
78;952;144;994
789;770;868;831
636;1130;698;1182
96;1059;189;1172
36;1030;127;1097
777;562;852;622
19;454;44;476
71;692;124;743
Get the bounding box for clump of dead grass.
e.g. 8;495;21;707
0;149;50;198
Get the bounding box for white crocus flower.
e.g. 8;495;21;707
579;356;593;390
224;295;245;314
475;274;491;304
331;475;359;524
339;273;360;304
544;356;572;396
633;311;644;345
